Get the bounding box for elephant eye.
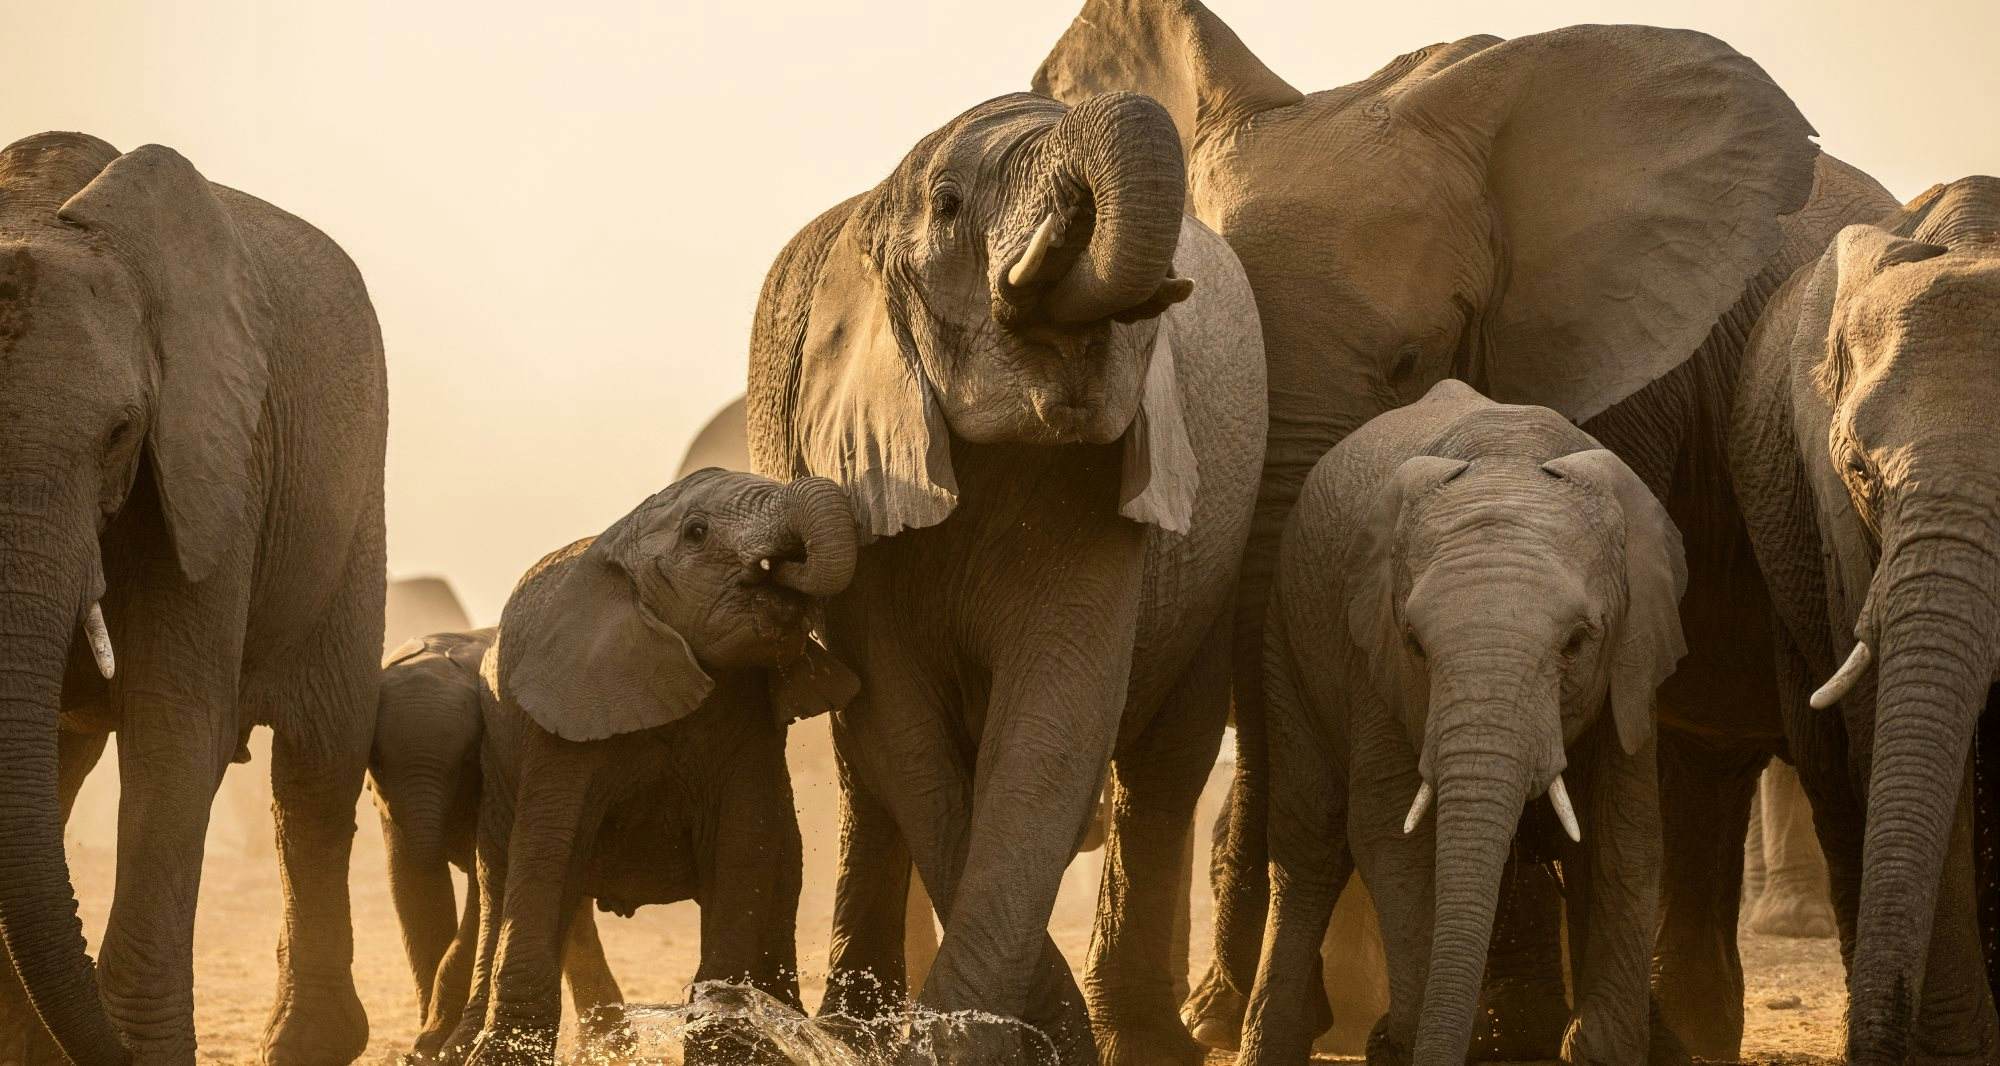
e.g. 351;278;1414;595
1846;452;1873;482
682;517;709;547
1389;343;1422;383
932;186;962;222
1561;623;1592;661
1403;625;1426;660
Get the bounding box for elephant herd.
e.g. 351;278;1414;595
1;2;1996;1065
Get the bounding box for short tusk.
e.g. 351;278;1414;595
1402;780;1433;835
84;602;115;680
758;558;772;572
1006;212;1060;289
1809;641;1872;709
1547;773;1581;844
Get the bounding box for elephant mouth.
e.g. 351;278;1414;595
742;584;807;642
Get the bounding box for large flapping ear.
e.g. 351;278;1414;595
57;145;271;584
500;537;713;743
1031;0;1302;157
1118;325;1198;533
796;216;957;540
767;634;861;727
1394;25;1819;423
1343;454;1470;712
1543;448;1687;756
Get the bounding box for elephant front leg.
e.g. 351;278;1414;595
96;693;239;1064
465;735;604;1066
1087;619;1232;1066
1563;735;1679;1066
1652;732;1763;1060
822;738;922;1024
562;901;627;1052
415;873;483;1061
1743;761;1838;938
914;645;1129;1066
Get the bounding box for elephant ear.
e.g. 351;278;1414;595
1344;454;1470;716
1394;25;1818;422
57;145;271;584
796;216;957;540
767;634;861;727
1543;448;1687;755
1118;325;1198;533
500;536;713;743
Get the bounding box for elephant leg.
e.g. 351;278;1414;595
466;735;605;1066
821;737;920;1022
1346;723;1432;1066
1239;620;1343;1066
563;901;626;1051
1652;733;1763;1060
1086;618;1232;1066
0;729;109;1066
1745;761;1837;938
382;802;461;1021
262;703;374;1065
94;693;237;1063
1742;787;1767;907
415;872;482;1061
438;809;511;1065
1473;859;1570;1062
1906;764;2000;1065
261;557;378;1066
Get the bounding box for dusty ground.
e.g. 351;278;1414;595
63;720;1845;1064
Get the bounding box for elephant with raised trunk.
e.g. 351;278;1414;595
1732;175;2000;1065
1035;5;1895;1055
1240;382;1687;1066
0;132;385;1065
748;90;1265;1064
435;470;860;1066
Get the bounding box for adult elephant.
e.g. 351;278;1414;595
1732;176;2000;1065
0;132;384;1065
1036;5;1882;1057
747;91;1265;1064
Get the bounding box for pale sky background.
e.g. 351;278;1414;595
4;0;1995;622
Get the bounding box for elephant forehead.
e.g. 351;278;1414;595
1404;466;1616;560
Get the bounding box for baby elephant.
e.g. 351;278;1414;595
392;469;860;1065
1240;381;1688;1066
371;627;629;1057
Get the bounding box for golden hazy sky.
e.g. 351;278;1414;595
4;0;1995;621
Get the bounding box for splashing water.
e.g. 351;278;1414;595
563;980;1057;1065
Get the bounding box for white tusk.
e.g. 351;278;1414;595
1547;774;1581;844
758;558;772;572
1810;641;1872;709
1402;780;1433;835
84;602;115;680
1006;213;1060;288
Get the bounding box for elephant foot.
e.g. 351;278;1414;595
1363;1015;1411;1066
1561;1011;1690;1066
1179;962;1246;1052
1095;1020;1204;1066
261;981;368;1066
1470;976;1568;1062
903;1012;1060;1066
1743;879;1837;939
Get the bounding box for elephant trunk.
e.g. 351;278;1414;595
1021;91;1187;324
1847;505;2000;1065
0;493;132;1065
1412;710;1537;1066
772;476;858;598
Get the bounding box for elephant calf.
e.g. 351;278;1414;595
1240;381;1689;1066
370;627;627;1058
404;469;861;1066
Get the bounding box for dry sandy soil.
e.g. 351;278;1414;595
63;720;1845;1064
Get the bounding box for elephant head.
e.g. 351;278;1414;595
767;91;1198;537
1037;6;1818;433
0;132;272;1065
1774;176;2000;1061
1347;393;1686;1063
500;471;861;743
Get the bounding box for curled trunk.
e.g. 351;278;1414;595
1413;722;1534;1066
1848;524;2000;1064
1026;91;1187;324
772;476;857;598
0;509;131;1064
